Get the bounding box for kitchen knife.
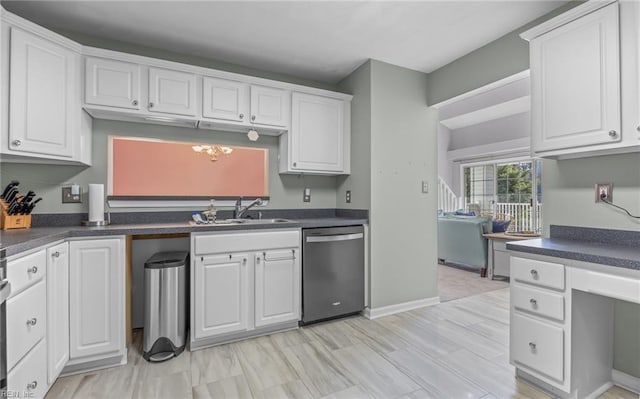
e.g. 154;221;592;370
21;191;35;205
8;202;20;215
4;187;18;203
0;181;18;199
25;198;41;214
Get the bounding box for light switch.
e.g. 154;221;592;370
303;188;311;202
421;181;429;194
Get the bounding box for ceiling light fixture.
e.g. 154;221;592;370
192;144;233;161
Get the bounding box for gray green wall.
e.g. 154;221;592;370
337;60;438;309
0;119;338;214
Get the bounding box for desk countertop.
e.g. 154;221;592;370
506;226;640;271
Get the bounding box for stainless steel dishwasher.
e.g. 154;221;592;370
302;225;364;324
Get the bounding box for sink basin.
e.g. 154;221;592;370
189;218;292;226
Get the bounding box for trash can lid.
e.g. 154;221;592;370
145;251;189;269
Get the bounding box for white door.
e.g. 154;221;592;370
148;67;197;116
250;85;288;127
530;3;620;152
9;28;76;158
254;249;300;327
69;238;124;359
291;92;344;172
202;77;249;122
85;57;140;110
46;242;69;384
194;254;249;338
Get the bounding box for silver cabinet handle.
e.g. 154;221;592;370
293;162;297;167
52;251;60;258
132;100;138;106
149;102;154;108
530;269;538;277
239;113;244;119
609;130;618;138
12;139;21;146
636;126;640;132
26;318;37;326
529;298;537;306
242;258;247;266
26;381;37;390
28;266;38;274
251;115;256;121
256;257;260;263
529;342;536;350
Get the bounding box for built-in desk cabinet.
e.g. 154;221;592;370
191;229;300;349
521;0;640;158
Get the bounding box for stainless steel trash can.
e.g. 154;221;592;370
143;251;188;362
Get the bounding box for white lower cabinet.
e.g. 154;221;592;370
194;253;249;338
68;238;125;362
46;242;69;384
191;229;300;347
254;249;300;328
7;340;48;399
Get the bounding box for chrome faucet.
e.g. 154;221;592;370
234;197;263;219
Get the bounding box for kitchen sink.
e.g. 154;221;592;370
189;218;292;226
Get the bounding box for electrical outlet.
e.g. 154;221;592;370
595;183;613;203
346;190;351;203
303;187;311;203
62;186;82;203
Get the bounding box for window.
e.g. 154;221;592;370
109;136;268;198
463;159;542;232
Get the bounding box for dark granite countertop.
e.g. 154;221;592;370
0;217;367;257
506;225;640;271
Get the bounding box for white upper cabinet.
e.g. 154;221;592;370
9;28;76;158
85;57;140;110
250;85;289;127
148;67;197;116
520;1;640;158
202;77;249;123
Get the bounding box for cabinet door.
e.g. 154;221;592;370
254;249;300;327
250;85;288;127
148;67;197;116
531;3;620;153
69;238;124;359
85;57;140;110
9;28;76;158
202;77;249;122
46;242;69;384
194;254;249;338
290;93;344;172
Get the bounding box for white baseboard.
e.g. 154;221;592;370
612;369;640;394
364;296;440;319
584;382;614;399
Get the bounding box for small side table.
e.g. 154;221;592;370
483;233;539;280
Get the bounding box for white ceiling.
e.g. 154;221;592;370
2;1;566;84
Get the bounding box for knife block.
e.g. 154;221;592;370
0;200;31;230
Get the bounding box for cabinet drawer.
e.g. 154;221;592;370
194;230;299;255
512;285;564;321
511;313;564;382
7;250;46;297
511;257;564;290
7;280;46;371
7;339;47;399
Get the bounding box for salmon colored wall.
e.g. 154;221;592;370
112;137;268;196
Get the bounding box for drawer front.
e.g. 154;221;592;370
511;313;564;382
512;285;564;321
8;339;47;399
194;229;300;255
511;256;565;290
7;280;46;371
7;250;46;297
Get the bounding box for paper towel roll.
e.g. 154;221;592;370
88;184;104;222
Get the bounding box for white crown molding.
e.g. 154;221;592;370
1;8;82;51
363;296;439;320
440;96;530;130
431;70;530;110
520;0;617;42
